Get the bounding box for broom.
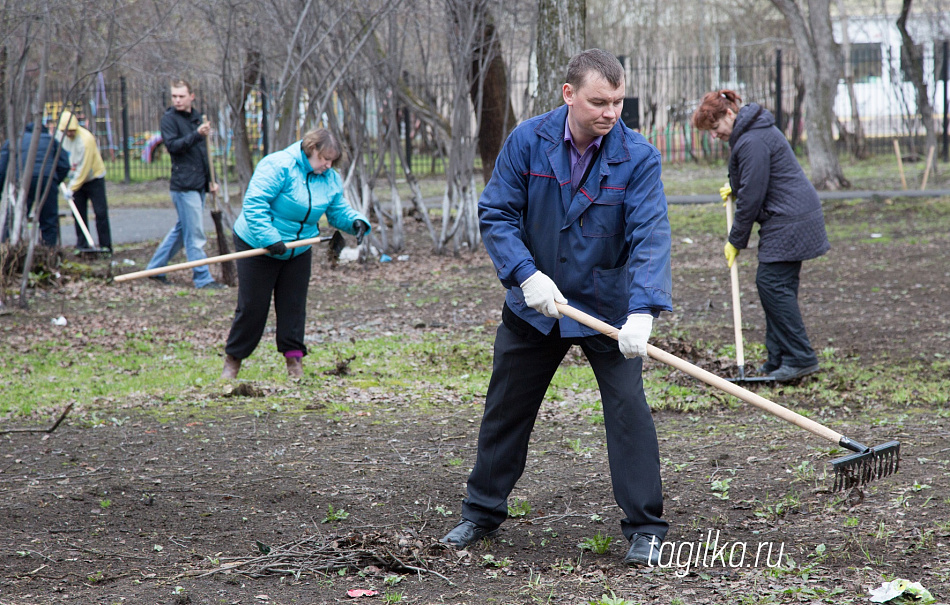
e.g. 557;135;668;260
556;302;900;492
203;115;236;286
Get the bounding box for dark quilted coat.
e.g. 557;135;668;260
727;103;829;263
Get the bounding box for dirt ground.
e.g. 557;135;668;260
2;195;949;605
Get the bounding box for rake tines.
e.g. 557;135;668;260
831;440;901;492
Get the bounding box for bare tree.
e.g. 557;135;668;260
896;0;937;156
771;0;850;189
438;0;489;253
535;0;585;113
835;0;868;159
469;4;517;183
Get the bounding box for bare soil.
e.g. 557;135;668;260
2;196;949;605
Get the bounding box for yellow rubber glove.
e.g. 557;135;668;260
724;242;739;268
719;182;733;203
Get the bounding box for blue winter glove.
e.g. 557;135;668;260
353;220;369;245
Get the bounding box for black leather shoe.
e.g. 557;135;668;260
439;519;498;548
756;362;779;375
770;363;820;382
623;533;662;567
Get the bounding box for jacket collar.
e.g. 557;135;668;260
534;105;633;228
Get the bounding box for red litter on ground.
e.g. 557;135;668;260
346;588;379;598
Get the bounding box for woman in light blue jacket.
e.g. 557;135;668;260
221;128;370;379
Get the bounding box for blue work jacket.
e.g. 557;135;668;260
479;104;672;337
234;141;369;260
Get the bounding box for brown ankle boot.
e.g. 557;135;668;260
221;354;241;379
286;356;303;379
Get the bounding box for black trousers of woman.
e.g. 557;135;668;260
756;260;819;369
224;234;312;360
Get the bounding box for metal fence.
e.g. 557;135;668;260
45;76;232;183
41;51;950;184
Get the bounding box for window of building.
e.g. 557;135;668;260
850;43;883;83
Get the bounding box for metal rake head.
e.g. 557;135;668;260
831;440;901;492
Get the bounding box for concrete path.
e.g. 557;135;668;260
62;207;218;247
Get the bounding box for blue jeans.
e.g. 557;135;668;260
146;189;214;287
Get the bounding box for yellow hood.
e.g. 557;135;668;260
57;111;79;132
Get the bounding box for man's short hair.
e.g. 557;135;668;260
301;128;341;161
170;79;193;93
566;49;625;90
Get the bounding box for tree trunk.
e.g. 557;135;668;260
836;0;868;159
469;9;516;184
227;49;262;187
771;0;850;190
896;0;937;155
535;0;586;114
17;12;52;309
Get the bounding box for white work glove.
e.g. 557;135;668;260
618;313;653;358
520;271;567;318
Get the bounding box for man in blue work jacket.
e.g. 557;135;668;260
440;49;672;567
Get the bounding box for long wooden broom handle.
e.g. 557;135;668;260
62;185;97;249
725;196;744;369
114;236;328;283
555;302;845;445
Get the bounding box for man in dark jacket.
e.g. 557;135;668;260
144;79;224;289
692;90;829;382
440;49;672;568
0;123;71;246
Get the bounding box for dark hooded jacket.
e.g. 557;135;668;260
160;106;211;192
727;103;829;263
0;123;70;185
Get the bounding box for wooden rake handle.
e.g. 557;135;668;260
725;196;744;368
555;302;845;446
114;236;329;283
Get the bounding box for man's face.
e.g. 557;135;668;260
171;86;195;113
65;128;77;140
563;73;625;143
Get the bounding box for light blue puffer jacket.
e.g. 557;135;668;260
233;141;369;259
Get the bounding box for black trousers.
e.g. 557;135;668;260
461;307;668;541
224;235;312;360
72;177;111;250
27;177;61;247
756;260;818;368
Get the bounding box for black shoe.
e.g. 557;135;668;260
148;275;169;285
623;533;662;567
770;363;820;382
756;362;779;375
439;519;498;548
198;282;227;290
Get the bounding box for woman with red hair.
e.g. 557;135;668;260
692;90;829;382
